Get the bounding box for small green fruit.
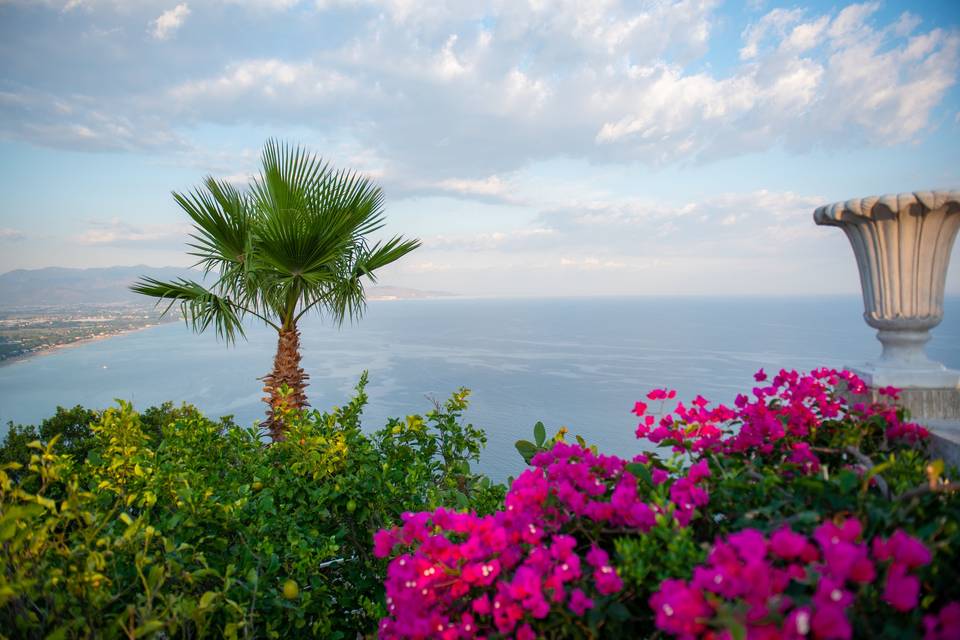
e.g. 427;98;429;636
251;481;263;491
346;499;357;513
282;579;299;600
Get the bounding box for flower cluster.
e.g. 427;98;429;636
650;518;931;639
373;367;953;639
374;441;712;638
633;368;929;472
924;602;960;640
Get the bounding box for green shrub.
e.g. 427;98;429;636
0;374;504;639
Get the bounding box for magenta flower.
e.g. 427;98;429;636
568;588;594;616
593;563;623;595
924;602;960;640
886;530;932;569
687;459;711;484
585;545;610;569
755;368;768;382
770;527;808;560
650;579;712;636
811;603;852;639
373;529;397;558
516;623;536;640
652;468;669;485
883;563;921;612
783;607;813;640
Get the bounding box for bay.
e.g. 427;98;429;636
1;296;958;481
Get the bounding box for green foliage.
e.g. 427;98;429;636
1;405;99;483
0;376;502;638
515;421;571;465
0;422;39;471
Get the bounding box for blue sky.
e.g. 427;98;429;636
0;0;958;296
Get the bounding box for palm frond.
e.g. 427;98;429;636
130;277;248;343
132;139;420;333
355;236;422;279
174;177;252;280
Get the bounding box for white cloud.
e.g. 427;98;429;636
0;228;26;241
0;90;186;151
75;219;190;246
169;58;357;109
1;1;957;184
378;188;856;296
425;228;556;251
150;3;190;40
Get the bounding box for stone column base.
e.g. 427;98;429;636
851;365;960;390
846;386;960;421
925;420;960;470
842;385;960;468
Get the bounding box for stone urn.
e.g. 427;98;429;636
814;191;960;389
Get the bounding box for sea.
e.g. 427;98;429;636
1;296;958;481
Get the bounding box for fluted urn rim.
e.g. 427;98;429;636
813;190;960;225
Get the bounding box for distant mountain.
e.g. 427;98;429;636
0;266;454;308
0;266;198;307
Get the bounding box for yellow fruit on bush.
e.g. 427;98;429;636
252;481;263;491
282;579;299;600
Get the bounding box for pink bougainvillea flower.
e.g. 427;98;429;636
652;468;669;485
516;623;536;640
568;588;594;616
883;563;921;612
888;530;932;569
754;368;768;382
373;529;397;558
650;579;713;636
687;459;711;484
770;527;809;560
811;603;853;640
784;607;813;640
924;602;960;640
594;563;623;595
727;528;768;564
632;401;648;416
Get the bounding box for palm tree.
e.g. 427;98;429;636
132;140;419;439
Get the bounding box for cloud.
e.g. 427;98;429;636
0;90;186;152
169;58;357;107
428;175;525;204
412;189;828;264
377;188;856;296
150;3;190;40
0;1;957;186
0;228;26;241
74;219;190;247
424;228;556;251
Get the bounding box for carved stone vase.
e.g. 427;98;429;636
814;191;960;389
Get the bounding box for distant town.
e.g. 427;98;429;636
0;266;455;364
0;303;179;363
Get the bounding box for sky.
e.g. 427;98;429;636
0;0;959;297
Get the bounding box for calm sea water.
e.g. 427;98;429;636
1;296;958;481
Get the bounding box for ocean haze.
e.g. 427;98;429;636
0;266;455;306
1;296;958;481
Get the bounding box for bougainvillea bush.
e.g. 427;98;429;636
0;376;504;639
375;369;960;639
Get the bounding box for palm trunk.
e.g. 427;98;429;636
261;326;309;440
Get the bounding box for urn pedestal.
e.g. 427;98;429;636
813;191;960;390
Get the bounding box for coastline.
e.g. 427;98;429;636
0;320;176;368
